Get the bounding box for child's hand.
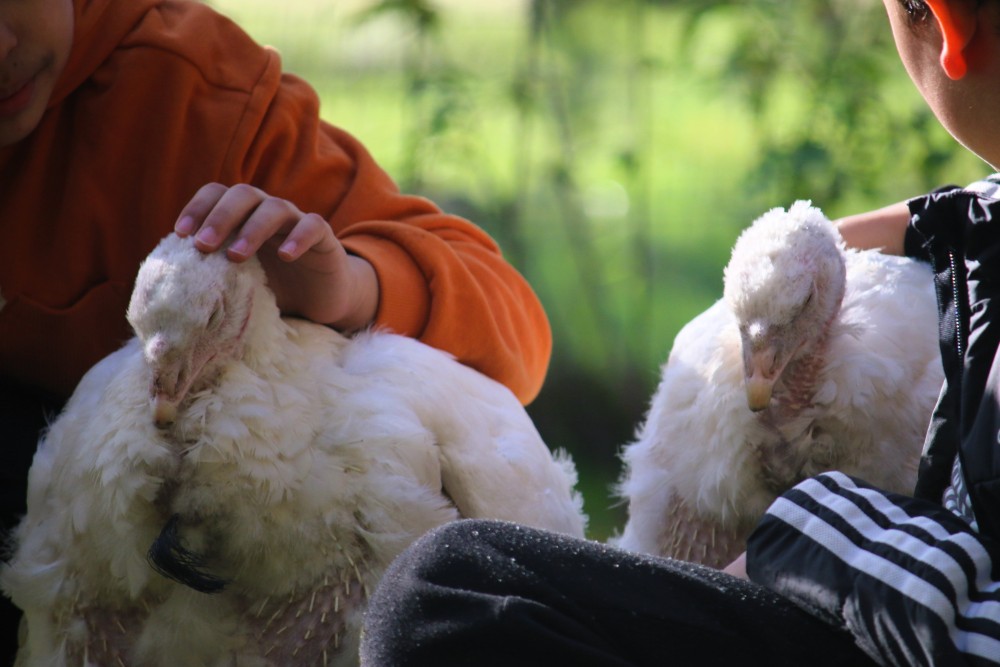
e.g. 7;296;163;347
174;183;378;332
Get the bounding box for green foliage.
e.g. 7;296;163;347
210;0;987;540
674;0;980;208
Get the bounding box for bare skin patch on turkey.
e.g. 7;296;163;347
243;568;368;666
64;601;151;666
658;498;751;570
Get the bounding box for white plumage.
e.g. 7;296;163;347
615;201;942;568
2;233;586;666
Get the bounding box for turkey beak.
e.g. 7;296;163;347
145;336;188;428
745;372;774;412
149;365;183;428
154;395;178;428
744;347;778;412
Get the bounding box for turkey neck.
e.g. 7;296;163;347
750;314;835;494
770;315;835;419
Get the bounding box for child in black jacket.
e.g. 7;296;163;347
359;2;1000;664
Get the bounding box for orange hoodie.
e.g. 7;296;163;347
0;0;551;403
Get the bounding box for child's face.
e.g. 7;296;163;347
0;0;74;147
882;0;1000;168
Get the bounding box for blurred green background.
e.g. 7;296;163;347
208;0;986;541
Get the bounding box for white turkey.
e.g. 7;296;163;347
1;233;586;666
615;200;942;568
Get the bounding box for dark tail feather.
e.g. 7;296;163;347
147;514;229;594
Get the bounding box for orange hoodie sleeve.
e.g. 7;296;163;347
220;59;551;404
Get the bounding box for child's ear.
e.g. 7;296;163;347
925;0;978;79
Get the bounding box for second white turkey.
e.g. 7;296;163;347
615;201;941;568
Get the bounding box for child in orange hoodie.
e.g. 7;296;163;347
0;0;551;658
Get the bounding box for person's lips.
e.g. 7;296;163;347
0;77;36;117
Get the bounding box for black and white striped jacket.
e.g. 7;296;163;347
747;177;1000;667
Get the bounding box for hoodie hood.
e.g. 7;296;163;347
51;0;161;107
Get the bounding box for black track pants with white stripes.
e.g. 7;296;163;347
750;472;1000;667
